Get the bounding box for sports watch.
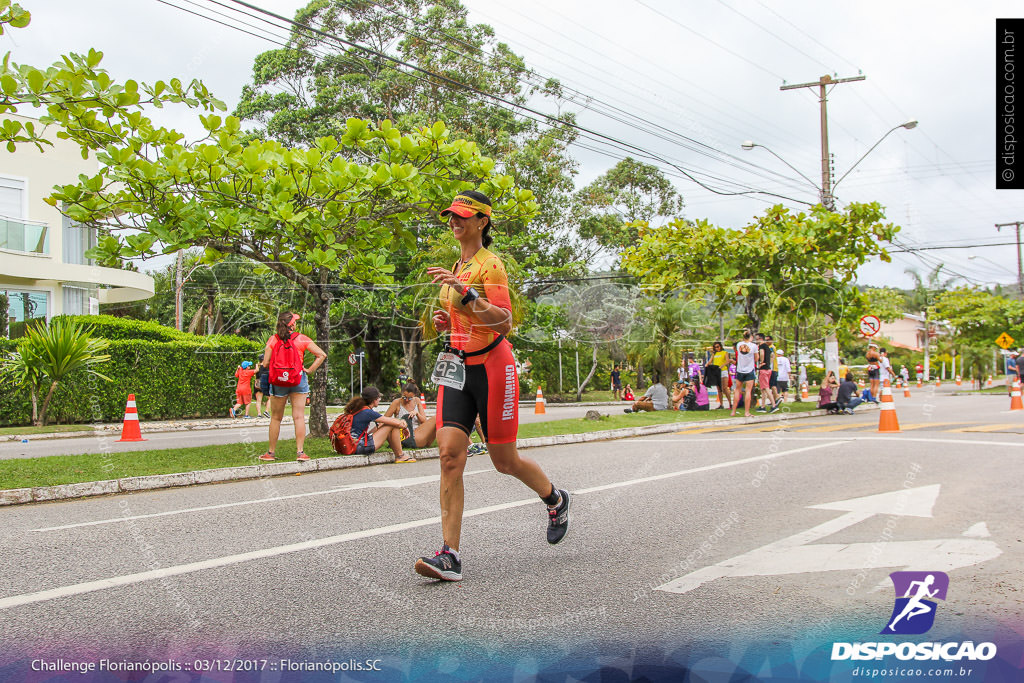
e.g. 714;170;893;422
460;287;480;306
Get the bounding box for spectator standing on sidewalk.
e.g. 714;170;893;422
776;351;791;403
230;361;256;418
900;365;910;387
731;329;757;418
259;311;327;462
865;342;882;402
611;364;623;400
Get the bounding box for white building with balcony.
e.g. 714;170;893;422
0;114;154;334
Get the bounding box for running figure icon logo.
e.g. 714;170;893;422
880;571;950;635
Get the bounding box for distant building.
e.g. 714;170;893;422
0;114;153;335
876;313;949;352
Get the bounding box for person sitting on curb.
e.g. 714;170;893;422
346;386;415;462
625;374;668;413
383;383;437;453
622;384;635;401
818;371;840;414
837;373;864;414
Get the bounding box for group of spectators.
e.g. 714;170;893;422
617;329;794;418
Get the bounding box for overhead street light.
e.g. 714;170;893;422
831;121;919;192
740;141;821;196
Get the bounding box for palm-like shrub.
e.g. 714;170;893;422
0;318;111;425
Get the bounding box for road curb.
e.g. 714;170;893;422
0;405;870;507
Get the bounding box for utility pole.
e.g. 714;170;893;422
781;73;865;377
995;221;1024;297
174;248;184;331
781;74;865;210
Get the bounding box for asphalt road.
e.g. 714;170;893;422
0;392;1021;680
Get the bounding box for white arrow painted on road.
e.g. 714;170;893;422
656;484;1002;594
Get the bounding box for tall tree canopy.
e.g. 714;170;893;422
622;203;900;334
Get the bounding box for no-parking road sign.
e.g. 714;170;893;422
859;315;881;337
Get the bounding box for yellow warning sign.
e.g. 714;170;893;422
996;332;1015;349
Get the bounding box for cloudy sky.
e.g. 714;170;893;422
6;0;1022;290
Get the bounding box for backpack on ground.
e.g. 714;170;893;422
269;333;304;387
329;409;371;455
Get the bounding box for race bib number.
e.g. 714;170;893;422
431;352;466;391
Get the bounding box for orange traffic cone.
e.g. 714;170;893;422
800;383;809;399
878;379;900;432
956;375;962;386
935;378;941;387
420;392;427;409
988;375;993;387
116;393;146;442
534;386;546;414
1011;380;1023;411
917;378;923;388
903;382;912;398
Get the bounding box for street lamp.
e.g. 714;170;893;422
831;121;918;192
740;120;918;381
740;141;822;198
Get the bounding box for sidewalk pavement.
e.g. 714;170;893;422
0;403;876;507
1;401;642;443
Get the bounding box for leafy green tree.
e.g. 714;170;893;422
0;3;222;153
932;287;1024;346
0;318;111;425
52;111;535;436
234;0;585;383
570;157;684;254
622;203;899;335
625;294;704;383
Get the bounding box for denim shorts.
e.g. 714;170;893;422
269;372;309;397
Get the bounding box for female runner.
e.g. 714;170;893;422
415;190;570;582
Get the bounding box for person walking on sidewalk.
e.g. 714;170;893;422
259;311;327;462
253;361;270;418
230;361;256;418
416;189;571;582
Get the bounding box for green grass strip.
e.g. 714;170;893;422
0;401;821;491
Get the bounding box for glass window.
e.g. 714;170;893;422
62;211;96;265
3;289;48;338
0;176;25;219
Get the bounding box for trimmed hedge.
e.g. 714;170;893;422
0;322;265;426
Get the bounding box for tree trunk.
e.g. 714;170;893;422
636;360;645;389
38;380;59;427
412;338;425;390
575;344;599;401
29;386;39;426
309;290;333;438
364;321;384;388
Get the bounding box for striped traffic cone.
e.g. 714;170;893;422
956;375;962;386
903;382;912;398
988;375;993;387
935;378;941;387
878;379;900;432
1011;380;1023;411
420;392;427;409
116;393;146;442
800;382;809;399
917;378;923;388
534;386;546;414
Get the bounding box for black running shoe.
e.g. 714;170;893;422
414;544;462;581
546;489;571;544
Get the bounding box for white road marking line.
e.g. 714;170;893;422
637;435;1024;447
2;441;842;611
33;470;495;533
574;442;844;496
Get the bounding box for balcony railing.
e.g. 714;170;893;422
0;215;49;255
